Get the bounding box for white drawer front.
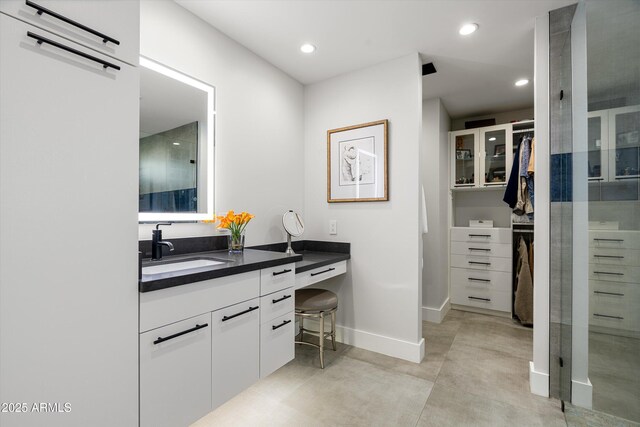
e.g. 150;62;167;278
261;263;295;296
260;288;294;324
451;241;511;258
589;265;640;283
589;231;640;249
140;313;212;427
260;311;295;379
450;227;511;244
451;254;512;273
140;271;260;333
450;285;511;312
295;260;347;290
451;267;512;292
589;248;640;267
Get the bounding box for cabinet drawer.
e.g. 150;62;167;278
450;285;511;312
295;260;347;290
211;298;260;409
451;267;512;292
260;311;295;379
451;254;512;273
261;263;295;295
451;241;511;258
590;247;640;267
140;271;260;333
589;264;640;283
140;313;212;427
451;227;511;244
589;231;640;249
260;288;294;324
0;0;139;65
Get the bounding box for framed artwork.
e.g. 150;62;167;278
327;119;388;202
456;149;472;160
494;144;506;156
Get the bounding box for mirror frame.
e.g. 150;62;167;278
138;56;215;222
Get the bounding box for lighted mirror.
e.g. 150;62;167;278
138;57;215;222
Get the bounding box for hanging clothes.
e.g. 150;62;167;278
514;141;533;215
528;137;536;173
503;139;522;209
514;236;533;326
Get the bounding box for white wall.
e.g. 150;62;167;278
139;0;304;245
303;53;424;362
421;98;451;322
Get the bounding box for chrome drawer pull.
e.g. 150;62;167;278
469;248;491;252
468;261;491;266
593;255;624;259
272;319;292;330
593;238;624;242
593;291;624;297
153;323;208;345
468;296;491;302
593;271;624;276
311;267;336;277
469;234;491;238
272;294;292;304
273;269;292;276
222;306;259;322
468;277;490;282
593;313;624;320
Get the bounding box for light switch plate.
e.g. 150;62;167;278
329;220;337;235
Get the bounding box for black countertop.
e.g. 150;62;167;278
139;240;350;293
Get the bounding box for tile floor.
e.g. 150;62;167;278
192;310;566;427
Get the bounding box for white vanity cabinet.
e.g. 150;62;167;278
0;0;139;64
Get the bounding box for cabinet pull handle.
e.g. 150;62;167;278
272;319;292;330
593;291;625;297
593;313;624;320
468;248;491;252
593;271;624;276
589;177;605;181
593;255;624;259
311;267;336;277
468;261;491;266
469;234;491;238
468;277;490;282
272;294;292;304
614;176;638;181
593;238;624;242
273;269;292;276
153;323;208;345
27;32;120;70
25;0;120;45
468;296;491;302
222;306;259;322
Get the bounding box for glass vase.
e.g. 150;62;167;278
227;233;245;254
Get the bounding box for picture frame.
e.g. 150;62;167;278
456;149;472;160
494;144;506;156
327;119;388;203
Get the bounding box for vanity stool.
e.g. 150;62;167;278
294;288;338;369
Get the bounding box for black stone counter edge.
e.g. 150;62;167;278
139;254;303;293
250;240;350;254
295;253;351;274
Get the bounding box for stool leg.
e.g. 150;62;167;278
331;310;336;351
319;312;325;369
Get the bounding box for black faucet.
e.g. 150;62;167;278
151;223;174;260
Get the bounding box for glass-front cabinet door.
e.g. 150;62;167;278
609;105;640;181
451;130;478;187
587;110;609;181
480;125;511;186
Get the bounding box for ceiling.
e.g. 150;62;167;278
176;0;575;118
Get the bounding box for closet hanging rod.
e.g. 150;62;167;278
512;128;535;134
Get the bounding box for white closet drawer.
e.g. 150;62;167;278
589;248;640;267
589;231;640;249
295;260;347;290
451;254;512;273
451;227;511;244
261;263;295;296
260;288;294;324
451;285;511;312
589;289;638;331
451;241;511;258
260;311;295;379
451;267;512;292
589;265;640;283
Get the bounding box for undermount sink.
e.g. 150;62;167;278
142;257;227;276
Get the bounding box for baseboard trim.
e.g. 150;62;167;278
422;298;450;324
529;361;549;397
571;378;593;409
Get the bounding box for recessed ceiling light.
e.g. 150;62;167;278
515;79;529;87
300;43;316;54
173;142;180;146
459;23;478;36
489;137;497;141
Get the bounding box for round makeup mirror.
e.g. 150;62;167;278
282;210;304;254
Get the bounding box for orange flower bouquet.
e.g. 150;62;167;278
204;210;255;253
